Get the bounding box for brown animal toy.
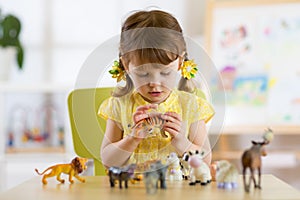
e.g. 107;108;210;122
241;129;274;192
35;157;88;185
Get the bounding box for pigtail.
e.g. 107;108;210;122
111;58;134;97
178;55;197;93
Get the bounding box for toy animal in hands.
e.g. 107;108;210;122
132;112;169;139
213;160;238;190
35;157;88;185
185;150;211;186
241;129;274;192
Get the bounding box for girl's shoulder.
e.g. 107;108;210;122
176;89;205;102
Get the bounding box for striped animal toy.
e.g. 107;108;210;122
132;113;168;138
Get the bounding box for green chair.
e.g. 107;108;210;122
68;87;113;175
67;87;206;176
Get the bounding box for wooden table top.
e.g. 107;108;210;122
1;175;300;200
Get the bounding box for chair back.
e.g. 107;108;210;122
68;87;113;175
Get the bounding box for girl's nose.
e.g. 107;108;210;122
148;81;161;87
148;74;162;87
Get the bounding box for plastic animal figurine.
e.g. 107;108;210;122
180;152;191;180
213;160;238;190
35;157;88;185
166;152;183;181
241;129;274;192
143;160;168;194
185;150;211;186
108;163;136;189
132;112;168;138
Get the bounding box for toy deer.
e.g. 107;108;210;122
241;128;274;192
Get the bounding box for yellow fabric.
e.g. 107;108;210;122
98;89;214;165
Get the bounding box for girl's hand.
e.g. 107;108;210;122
132;104;158;124
162;111;182;139
131;104;158;139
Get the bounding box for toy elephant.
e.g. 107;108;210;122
143;160;168;194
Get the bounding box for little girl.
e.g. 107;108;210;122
98;10;214;168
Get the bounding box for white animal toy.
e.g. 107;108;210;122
186;150;211;185
166;152;183;181
180;152;191;180
213;160;238;190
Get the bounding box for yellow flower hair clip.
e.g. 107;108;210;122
109;60;126;82
181;60;198;80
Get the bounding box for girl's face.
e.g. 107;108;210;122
127;58;181;104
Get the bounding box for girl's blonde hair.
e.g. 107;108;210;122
112;10;196;97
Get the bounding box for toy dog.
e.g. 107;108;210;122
35;157;88;184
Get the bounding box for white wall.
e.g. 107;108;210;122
0;0;206;85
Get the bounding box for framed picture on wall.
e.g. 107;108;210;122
205;0;300;130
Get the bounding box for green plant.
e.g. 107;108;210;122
0;9;24;70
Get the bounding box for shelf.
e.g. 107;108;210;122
0;82;73;93
213;150;300;162
218;125;300;135
5;147;65;154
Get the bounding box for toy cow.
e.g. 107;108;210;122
213;160;238;190
241;128;274;192
185;150;211;186
166;152;183;181
180;152;191;180
108;164;136;189
143;160;168;194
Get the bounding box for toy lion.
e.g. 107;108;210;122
35;157;88;184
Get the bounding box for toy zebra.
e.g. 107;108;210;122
132;113;168;138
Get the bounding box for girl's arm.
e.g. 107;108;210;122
171;120;212;165
100;119;141;167
101;104;158;167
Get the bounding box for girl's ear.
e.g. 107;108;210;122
120;57;128;71
178;52;186;70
